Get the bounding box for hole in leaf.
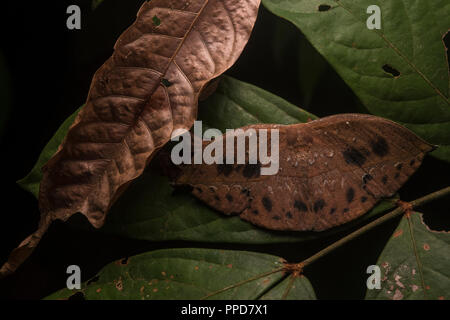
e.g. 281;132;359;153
382;64;400;77
120;257;129;265
68;292;85;300
318;4;331;11
162;78;173;87
87;275;99;285
152;15;161;26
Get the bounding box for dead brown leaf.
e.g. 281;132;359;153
0;0;260;277
171;114;434;231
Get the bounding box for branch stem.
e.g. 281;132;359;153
292;186;450;270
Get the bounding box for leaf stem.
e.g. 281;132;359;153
288;186;450;271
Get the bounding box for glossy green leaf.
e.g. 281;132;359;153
263;0;450;162
17;76;395;244
366;212;450;300
46;248;316;300
198;76;317;130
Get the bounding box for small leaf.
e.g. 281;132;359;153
45;248;316;300
173;114;434;231
263;0;450;162
366;213;450;300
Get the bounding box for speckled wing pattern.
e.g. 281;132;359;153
173;114;434;231
39;0;261;228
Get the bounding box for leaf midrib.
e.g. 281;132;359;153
406;215;427;299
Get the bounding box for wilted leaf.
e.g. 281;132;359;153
45;248;315;300
263;0;450;162
173;114;434;231
2;0;261;277
18;77;395;244
366;213;450;300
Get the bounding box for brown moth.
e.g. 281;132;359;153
0;0;261;277
171;114;434;232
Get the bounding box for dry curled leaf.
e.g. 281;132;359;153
171;114;434;232
1;0;260;277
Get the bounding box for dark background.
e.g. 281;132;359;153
0;0;448;299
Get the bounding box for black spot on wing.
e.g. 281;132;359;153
294;200;308;212
346;188;355;203
313;199;326;212
217;164;233;177
343;148;367;166
243;163;261;178
262;196;272;212
371;137;389;157
362;174;373;185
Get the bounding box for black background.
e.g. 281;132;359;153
0;0;448;300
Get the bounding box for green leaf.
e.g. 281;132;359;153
297;36;330;107
260;276;316;300
198;76;317;130
17;107;82;197
45;248;316;300
366;212;450;300
263;0;450;162
17;76;395;244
